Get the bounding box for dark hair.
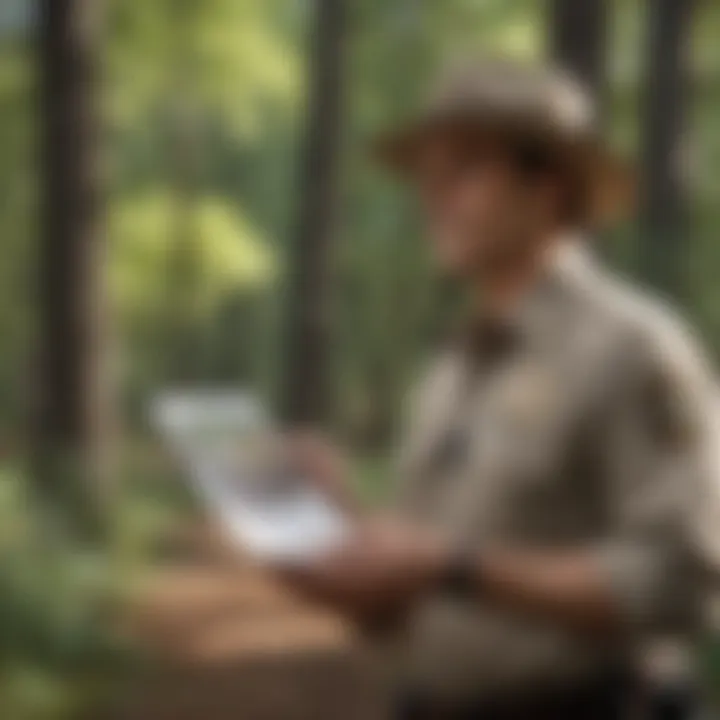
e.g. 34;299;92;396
513;138;557;177
510;137;589;225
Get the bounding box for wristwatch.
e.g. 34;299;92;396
439;546;478;599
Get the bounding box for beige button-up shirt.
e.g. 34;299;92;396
390;241;720;701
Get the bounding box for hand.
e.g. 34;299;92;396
285;430;356;513
277;519;448;622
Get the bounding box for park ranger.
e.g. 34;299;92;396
282;58;720;720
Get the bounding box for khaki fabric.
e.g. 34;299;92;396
388;242;720;702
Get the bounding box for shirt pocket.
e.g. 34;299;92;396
457;377;581;539
473;367;568;481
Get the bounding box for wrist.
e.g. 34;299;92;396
438;545;479;599
407;532;454;595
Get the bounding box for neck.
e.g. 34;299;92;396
475;231;558;318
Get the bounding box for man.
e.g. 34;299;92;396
282;58;720;719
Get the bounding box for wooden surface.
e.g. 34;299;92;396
121;525;385;720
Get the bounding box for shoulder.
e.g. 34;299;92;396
592;271;711;384
583;269;716;430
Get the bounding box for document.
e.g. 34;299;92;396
152;391;350;565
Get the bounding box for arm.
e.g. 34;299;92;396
457;323;719;636
282;320;720;638
454;547;621;635
286;431;365;517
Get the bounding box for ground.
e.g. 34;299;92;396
121;525;385;720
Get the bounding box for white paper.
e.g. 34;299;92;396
151;391;350;564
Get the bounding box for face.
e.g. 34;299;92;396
412;132;561;278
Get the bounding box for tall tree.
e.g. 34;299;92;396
280;0;347;424
638;0;695;297
37;0;108;520
549;0;608;101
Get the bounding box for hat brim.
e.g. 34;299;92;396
372;112;635;227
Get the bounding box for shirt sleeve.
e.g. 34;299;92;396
593;315;720;634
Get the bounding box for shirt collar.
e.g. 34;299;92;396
513;235;596;335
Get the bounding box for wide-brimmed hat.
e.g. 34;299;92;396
374;57;634;225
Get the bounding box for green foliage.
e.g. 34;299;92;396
101;0;301;396
107;0;299;139
111;190;275;319
0;43;35;437
0;467;135;719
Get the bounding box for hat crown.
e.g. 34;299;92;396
426;57;597;139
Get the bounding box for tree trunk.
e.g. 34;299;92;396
37;0;109;524
549;0;608;102
638;0;695;297
280;0;347;425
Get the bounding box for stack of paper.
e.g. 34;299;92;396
151;391;350;564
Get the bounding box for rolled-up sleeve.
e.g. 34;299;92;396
594;317;720;633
